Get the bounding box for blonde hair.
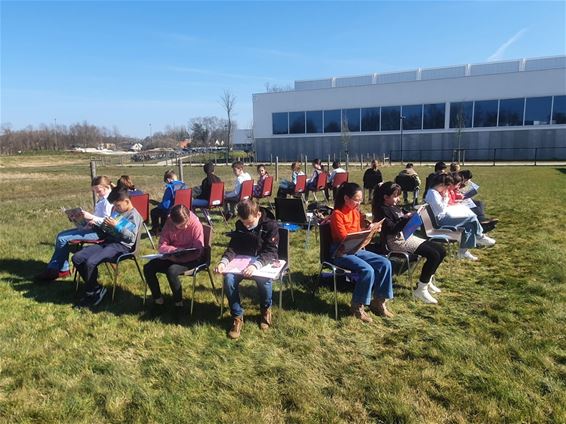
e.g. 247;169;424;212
91;176;112;188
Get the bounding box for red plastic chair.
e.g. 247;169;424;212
330;172;349;200
293;174;306;198
311;172;328;202
254;175;273;199
239;179;254;201
174;188;193;210
130;193;156;249
196;182;225;226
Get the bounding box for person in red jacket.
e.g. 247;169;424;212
143;205;204;320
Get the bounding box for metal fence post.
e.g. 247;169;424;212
275;156;279;181
178;157;184;182
492;149;496;166
90;160;97;207
534;147;538;166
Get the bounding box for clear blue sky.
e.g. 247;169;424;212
1;0;565;138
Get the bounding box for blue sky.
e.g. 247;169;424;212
1;0;565;138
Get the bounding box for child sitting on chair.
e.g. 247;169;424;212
277;162;304;197
150;169;187;233
192;162;222;209
362;160;383;203
143;205;204;320
253;164;270;198
214;199;279;339
72;188;142;309
224;161;252;218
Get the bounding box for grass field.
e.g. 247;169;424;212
0;154;565;423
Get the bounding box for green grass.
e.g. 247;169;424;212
0;154;565;423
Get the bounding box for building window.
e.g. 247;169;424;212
449;102;473;128
473;100;498;127
272;112;288;135
324;110;341;133
289;111;305;134
423;103;446;129
498;98;524;126
381;106;401;131
306;111;323;133
402;104;423;130
525;96;552;125
342;108;360;132
552;95;566;124
361;107;380;131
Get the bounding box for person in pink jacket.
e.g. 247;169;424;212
143;205;204;319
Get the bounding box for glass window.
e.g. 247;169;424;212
525;96;552;125
324;110;341;133
449;102;473;128
289;111;305;134
498;98;524;126
473;100;498;127
381;106;400;131
361;107;380;131
342;108;360;132
552;95;566;124
401;104;422;130
423;103;446;129
272;112;288;135
306;111;323;133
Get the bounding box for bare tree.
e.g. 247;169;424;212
220;90;236;155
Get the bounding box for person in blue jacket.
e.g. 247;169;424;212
150;169;187;233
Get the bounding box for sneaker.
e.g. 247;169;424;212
74;293;96;309
458;250;478;261
34;268;59;282
369;298;394;318
58;270;72;279
260;308;272;331
351;302;373;323
476;235;496;247
228;316;244;339
413;282;438;304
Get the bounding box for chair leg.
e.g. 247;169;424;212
74;269;80;293
287;272;295;303
207;268;219;305
133;258;146;304
202;209;213;227
279;276;283;310
144;223;156;250
112;264;120;303
190;273;197;316
333;271;338;320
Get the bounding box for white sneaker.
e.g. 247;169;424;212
458;249;478;261
428;281;441;294
413;282;438;304
476;235;496;247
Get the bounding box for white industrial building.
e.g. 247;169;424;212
252;56;566;162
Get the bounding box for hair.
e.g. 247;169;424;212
257;164;266;172
236;199;260;219
434;161;447;172
372;181;401;207
312;158;321;166
291;161;301;171
163;169;177;182
107;187;130;203
430;172;453;188
450;162;461;172
170;204;191;225
405;163;414;168
91;175;112;188
203;162;215;175
334;182;362;210
371;159;378;167
332;160;341;169
450;172;462;185
232;161;244;170
116;175;135;190
459;169;473;181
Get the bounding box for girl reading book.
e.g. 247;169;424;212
143;205;204;320
372;182;446;304
329;182;394;321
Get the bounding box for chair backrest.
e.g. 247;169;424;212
202;223;213;265
316;172;327;191
395;174;418;191
129;217;145;256
294;174;306;194
277;227;289;263
260;175;273;198
130;193;149;222
275;197;307;224
420;204;462;243
208;182;225;207
174;188;192;210
239;179;254;201
332;172;349;188
420;204;437;234
319;222;333;263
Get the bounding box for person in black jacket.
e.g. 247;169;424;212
192;162;222;208
372;182;446;305
215;199;279;339
362;160;383;203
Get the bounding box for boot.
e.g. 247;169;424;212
369;298;394;318
227;316;244;339
350;302;373;323
260;308;272;331
427;276;441;294
413;282;438;304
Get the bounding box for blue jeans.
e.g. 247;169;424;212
192;198;208;208
223;273;273;317
439;215;483;248
48;227;101;272
333;249;393;305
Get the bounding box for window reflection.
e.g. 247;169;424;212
381;106;401;131
498;98;524;126
289;111;305;134
450;102;473;128
402;105;422;130
272;112;288;135
423;103;446;129
525;97;551;125
342;109;360;132
474;100;498;127
361;107;380;131
324;110;341;133
552;95;566;124
306;111;323;133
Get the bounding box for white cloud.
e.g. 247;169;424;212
487;28;528;61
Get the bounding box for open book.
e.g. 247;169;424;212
222;255;286;279
141;248;197;260
402;207;424;240
335;219;383;257
63;207;87;227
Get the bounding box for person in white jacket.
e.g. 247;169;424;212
224;161;251;217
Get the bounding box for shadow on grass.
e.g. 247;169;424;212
555;167;566;175
0;258;47;280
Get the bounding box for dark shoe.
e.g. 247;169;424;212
74;293;96;309
34;268;59;282
260;308;272;331
58;270;72;279
351;302;373;323
228;316;244;339
369;298;394;318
